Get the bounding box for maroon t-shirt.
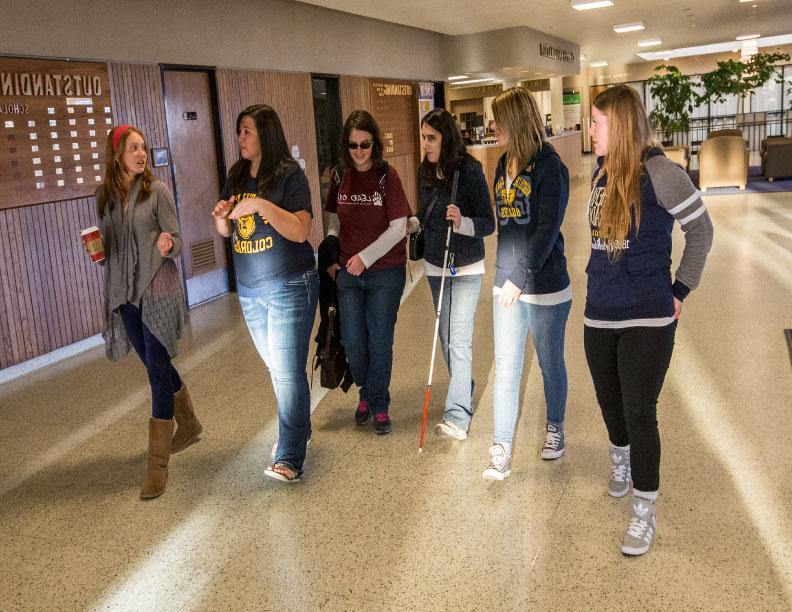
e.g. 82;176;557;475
326;164;411;271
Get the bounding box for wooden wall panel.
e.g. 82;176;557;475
0;61;171;369
387;154;418;214
215;68;323;249
339;76;372;119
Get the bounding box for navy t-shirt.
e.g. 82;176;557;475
222;164;315;296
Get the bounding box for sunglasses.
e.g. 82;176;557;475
347;141;372;150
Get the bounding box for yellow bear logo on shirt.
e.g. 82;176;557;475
237;214;256;239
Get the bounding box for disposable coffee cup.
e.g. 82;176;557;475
80;226;105;263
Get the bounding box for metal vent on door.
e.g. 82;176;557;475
190;239;216;274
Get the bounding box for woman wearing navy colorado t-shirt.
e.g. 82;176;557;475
213;104;318;483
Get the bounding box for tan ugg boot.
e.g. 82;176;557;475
171;384;203;454
140;417;174;500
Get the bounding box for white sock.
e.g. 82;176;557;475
634;488;658;503
611;443;630;452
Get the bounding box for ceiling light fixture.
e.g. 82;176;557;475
450;78;496;87
447;75;468;81
736;33;760;40
571;0;614;11
589;60;609;67
638;38;662;47
613;21;645;33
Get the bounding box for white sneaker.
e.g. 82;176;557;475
621;497;657;556
541;423;565;460
482;444;511;480
608;445;631;498
434;420;468;440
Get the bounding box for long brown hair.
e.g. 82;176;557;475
97;125;154;217
592;85;656;253
491;87;547;177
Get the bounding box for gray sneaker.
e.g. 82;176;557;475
608;445;631;498
434;420;468;440
482;444;511;480
621;497;657;556
541;423;565;460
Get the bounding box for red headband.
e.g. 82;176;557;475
111;124;133;152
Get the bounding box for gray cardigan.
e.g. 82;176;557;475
97;178;187;361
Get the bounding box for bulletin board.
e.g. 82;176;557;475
0;57;113;210
370;80;416;158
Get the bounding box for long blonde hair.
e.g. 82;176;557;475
491;87;547;177
592;85;656;252
97;125;154;218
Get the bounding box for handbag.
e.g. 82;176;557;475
313;302;352;390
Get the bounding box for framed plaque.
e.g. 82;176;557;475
0;57;113;210
370;80;416;158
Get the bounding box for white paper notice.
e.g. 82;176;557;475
32;158;41;164
4;121;13;128
34;170;43;177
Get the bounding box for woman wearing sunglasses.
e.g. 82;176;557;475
325;110;411;434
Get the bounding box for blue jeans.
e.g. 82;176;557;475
492;297;571;456
427;274;482;430
336;265;405;414
120;303;182;420
239;270;318;473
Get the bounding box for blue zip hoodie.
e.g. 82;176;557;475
494;142;570;296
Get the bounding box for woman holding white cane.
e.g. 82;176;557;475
410;108;494;443
482;87;572;480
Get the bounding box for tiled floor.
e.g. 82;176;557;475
1;158;791;611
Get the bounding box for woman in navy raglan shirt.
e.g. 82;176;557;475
482;87;573;481
213;104;318;483
325;110;411;435
586;85;713;555
408;108;495;440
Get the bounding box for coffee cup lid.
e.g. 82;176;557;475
81;226;99;235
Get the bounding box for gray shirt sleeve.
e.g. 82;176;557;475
154;181;183;259
645;155;714;295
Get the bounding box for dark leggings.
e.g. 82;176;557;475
583;323;676;492
120;304;182;420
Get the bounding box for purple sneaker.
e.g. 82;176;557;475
355;400;370;426
372;412;392;435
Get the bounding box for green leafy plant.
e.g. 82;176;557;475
699;52;790;115
647;65;699;143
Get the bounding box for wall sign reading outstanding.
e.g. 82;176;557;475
370;80;415;158
0;57;113;210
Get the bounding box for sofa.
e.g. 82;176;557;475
698;135;749;191
663;145;690;171
760;137;792;181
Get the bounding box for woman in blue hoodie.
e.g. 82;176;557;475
482;87;572;481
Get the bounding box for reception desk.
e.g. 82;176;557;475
467;131;582;197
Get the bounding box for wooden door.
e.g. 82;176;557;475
163;70;228;306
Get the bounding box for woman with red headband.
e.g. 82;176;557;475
94;124;199;500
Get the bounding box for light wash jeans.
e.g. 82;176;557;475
336;265;405;414
492;297;571;456
238;270;318;473
427;274;482;431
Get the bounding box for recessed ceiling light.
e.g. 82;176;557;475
448;75;468;81
589;60;609;67
571;0;614;11
736;33;760;40
614;21;645;33
638;38;663;47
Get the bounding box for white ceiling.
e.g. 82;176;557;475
297;0;792;76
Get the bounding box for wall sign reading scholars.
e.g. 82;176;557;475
370;80;416;158
539;43;575;63
0;57;113;210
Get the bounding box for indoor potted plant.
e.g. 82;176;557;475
647;64;699;145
